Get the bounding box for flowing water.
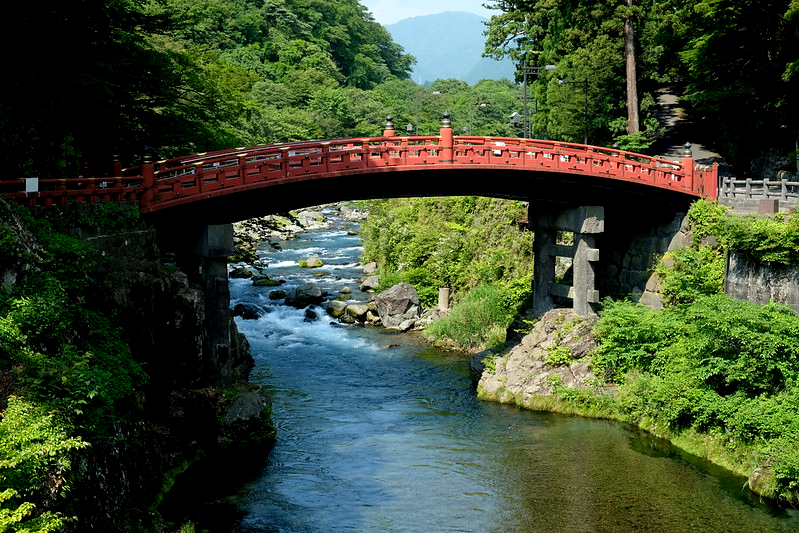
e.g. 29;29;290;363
173;206;799;532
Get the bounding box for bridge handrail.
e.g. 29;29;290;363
0;175;144;207
719;174;799;201
1;134;718;211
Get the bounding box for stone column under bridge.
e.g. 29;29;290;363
529;201;692;316
530;203;603;316
194;224;235;388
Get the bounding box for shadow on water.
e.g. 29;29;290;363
626;427;797;519
158;442;273;532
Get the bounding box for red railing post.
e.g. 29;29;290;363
112;150;123;177
440;112;454;163
702;163;720;200
681;157;694;194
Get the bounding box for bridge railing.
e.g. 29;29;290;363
0;175;144;207
1;131;718;211
719;173;799;202
451;136;717;198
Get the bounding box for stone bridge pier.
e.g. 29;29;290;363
175;224;236;388
529;200;691;316
530;203;603;316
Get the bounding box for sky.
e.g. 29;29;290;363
361;0;498;26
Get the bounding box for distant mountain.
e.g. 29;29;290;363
386;11;516;85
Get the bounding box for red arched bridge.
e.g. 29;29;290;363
2;116;717;224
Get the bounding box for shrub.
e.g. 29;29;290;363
0;397;88;532
425;283;514;350
592;294;799;502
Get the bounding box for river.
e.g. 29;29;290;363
173;205;799;532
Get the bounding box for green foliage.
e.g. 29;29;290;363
361;196;534;350
1;0;416;174
0;209;149;528
685;199;728;244
592;298;685;381
483;1;797;165
723;212;799;265
657;200;799;307
425;283;519;350
0;224;15;259
680;0;799;168
78;203;141;232
362;196;532;300
590;295;799;501
0;397;88;532
545;344;572;366
612;132;655;152
657;245;725;306
3;281;147;437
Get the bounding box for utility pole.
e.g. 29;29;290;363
521;61;555;139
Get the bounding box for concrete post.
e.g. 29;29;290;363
573;233;600;316
438;287;450;311
194;224;235;388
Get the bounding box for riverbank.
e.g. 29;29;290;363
474;299;799;506
233;201;799;508
0;200;276;532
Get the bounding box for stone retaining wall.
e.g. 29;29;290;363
725;251;799;312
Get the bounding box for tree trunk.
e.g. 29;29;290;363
624;0;640;134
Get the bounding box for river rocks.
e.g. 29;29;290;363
232;302;265;320
363;262;378;275
285;283;326;308
326;299;348;318
338;203;367;221
325;300;380;325
300;256;324;268
477;308;599;405
222;386;276;448
375;282;422;330
253;275;283;287
346;303;371;321
360;275;380;291
230;265;254;279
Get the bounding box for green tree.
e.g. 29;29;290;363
680;0;799;170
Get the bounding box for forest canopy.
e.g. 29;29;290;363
1;0;797;178
0;0;415;178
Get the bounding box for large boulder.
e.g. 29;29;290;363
477;308;599;404
285;283;325;308
346;303;370;322
300;256;324;268
375;282;422;329
326;300;348;318
232;302;264;320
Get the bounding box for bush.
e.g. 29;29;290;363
591;295;799;502
425;283;516;350
0;397;88;532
